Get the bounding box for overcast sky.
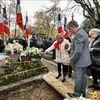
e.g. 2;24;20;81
1;0;84;27
21;0;84;26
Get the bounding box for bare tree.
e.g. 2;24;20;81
64;0;100;27
44;0;61;36
7;0;16;30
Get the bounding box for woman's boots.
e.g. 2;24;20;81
56;74;61;79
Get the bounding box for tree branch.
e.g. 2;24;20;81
83;9;94;26
93;0;100;21
87;0;92;8
74;0;95;21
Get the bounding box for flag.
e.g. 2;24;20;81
63;17;69;38
64;17;67;31
16;0;23;30
0;5;4;37
3;7;10;34
57;13;62;34
24;15;30;38
63;29;69;38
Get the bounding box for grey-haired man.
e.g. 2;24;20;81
66;21;91;97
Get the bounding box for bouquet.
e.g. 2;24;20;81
5;42;23;55
20;47;43;61
89;90;100;100
0;54;11;66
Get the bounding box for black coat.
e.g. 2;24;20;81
30;37;38;48
91;35;100;55
90;35;100;67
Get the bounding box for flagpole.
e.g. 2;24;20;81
15;21;17;37
15;0;17;38
71;13;74;21
16;0;24;36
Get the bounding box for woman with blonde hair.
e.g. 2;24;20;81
44;33;71;82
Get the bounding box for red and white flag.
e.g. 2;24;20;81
63;17;69;38
0;5;4;34
3;7;10;34
57;13;62;34
16;0;23;30
24;15;30;38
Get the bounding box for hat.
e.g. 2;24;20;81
89;28;100;35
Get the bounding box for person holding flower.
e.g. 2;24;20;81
44;33;71;82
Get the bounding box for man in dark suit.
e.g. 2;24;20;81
66;21;91;97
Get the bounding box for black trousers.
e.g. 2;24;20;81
52;49;56;59
57;63;72;77
90;64;99;84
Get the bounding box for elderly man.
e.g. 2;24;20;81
66;20;91;97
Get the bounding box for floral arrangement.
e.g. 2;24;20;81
0;54;11;66
5;42;23;55
66;91;100;100
89;90;100;100
20;47;43;61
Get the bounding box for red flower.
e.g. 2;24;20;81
98;96;100;100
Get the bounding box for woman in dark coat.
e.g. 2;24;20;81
30;34;38;48
88;28;100;89
20;36;28;50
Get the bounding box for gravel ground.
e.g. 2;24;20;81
4;80;64;100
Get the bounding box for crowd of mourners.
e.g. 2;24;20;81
0;20;100;98
0;34;54;53
30;34;54;51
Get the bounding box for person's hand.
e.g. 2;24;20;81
43;51;48;55
66;59;72;65
89;48;93;52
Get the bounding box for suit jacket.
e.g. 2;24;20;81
70;28;92;67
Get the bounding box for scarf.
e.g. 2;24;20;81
54;38;64;51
